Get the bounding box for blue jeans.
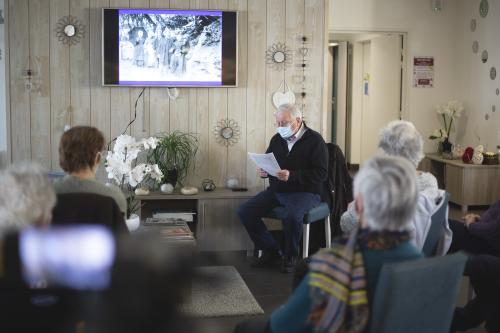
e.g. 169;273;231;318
238;189;321;257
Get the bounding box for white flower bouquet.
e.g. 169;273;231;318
105;135;163;189
429;100;465;141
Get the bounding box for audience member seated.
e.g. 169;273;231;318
53;126;127;215
340;120;452;254
451;254;500;332
52;192;127;233
448;200;500;257
238;103;328;273
0;162;55;234
235;156;423;333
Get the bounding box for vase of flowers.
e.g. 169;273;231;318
429;100;465;155
105;135;163;218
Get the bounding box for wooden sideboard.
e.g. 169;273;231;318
420;154;500;212
135;188;259;252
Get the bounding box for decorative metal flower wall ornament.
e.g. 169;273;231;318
480;0;489;18
481;50;488;63
55;15;86;45
472;41;479;54
266;42;292;71
470;19;477;32
213;119;240;146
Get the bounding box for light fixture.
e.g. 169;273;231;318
329;42;339;47
431;0;443;12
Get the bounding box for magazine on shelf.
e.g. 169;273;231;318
145;216;193;226
152;212;196;223
160;226;193;238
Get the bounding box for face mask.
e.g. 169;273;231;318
277;124;294;139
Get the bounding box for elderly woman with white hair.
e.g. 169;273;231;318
0;162;56;233
235;156;423;333
340;120;451;254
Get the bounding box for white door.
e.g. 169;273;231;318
360;35;402;164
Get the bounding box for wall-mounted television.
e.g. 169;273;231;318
102;8;237;87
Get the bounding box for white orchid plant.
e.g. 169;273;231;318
106;135;163;190
429;100;465;142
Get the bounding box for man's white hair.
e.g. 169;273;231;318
0;162;56;233
378;120;424;168
276;103;302;119
354;156;418;231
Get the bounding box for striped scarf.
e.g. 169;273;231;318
308;228;409;333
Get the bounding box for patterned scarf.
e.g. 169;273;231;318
308;228;410;333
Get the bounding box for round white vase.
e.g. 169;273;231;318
126;214;140;232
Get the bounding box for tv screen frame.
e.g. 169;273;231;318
102;8;238;87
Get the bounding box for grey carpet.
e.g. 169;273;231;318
182;266;264;318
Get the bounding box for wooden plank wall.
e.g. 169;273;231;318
5;0;327;189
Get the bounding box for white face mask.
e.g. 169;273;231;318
277;124;294;139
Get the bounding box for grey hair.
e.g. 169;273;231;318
354;156;418;231
378;120;424;168
276;103;302;119
0;162;56;233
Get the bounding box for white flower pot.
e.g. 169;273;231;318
126;214;140;232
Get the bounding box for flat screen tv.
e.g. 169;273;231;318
102;8;237;87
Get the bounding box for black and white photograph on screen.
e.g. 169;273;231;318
118;10;222;85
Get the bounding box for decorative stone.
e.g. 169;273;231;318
160;183;174;194
181;186;198;195
226;177;239;189
134;187;150;195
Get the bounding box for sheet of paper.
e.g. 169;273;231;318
248;152;281;177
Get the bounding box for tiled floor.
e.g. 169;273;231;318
188;203;491;333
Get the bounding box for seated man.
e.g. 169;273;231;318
448;200;500;257
238;104;328;273
235;156;423;333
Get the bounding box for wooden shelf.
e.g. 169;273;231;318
135;188;260;200
421;154;500;212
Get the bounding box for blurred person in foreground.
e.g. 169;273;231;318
0;162;55;234
235;156;423;333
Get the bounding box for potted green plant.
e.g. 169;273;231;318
149;131;198;188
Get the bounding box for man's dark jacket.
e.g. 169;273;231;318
265;123;328;195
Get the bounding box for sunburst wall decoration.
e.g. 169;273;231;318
214;119;240;146
55;15;86;46
266;42;292;71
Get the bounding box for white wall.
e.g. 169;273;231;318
330;0;461;153
455;0;500;151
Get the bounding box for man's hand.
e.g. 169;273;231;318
257;167;268;178
463;213;480;228
276;169;290;182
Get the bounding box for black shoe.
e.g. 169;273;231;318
251;250;282;268
280;255;298;274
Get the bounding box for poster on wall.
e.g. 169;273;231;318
413;56;434;88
